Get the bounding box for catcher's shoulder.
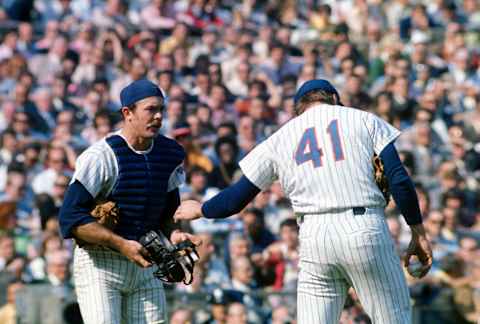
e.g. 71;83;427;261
77;137;114;159
156;134;186;154
72;139;114;172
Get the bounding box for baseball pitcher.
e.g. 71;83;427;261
174;79;432;323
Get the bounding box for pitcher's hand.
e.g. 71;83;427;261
170;229;202;246
174;200;203;222
404;224;433;278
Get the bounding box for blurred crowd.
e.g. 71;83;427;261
0;0;479;323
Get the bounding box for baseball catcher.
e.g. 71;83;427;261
59;78;202;323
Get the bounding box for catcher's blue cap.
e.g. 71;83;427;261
294;79;343;106
120;78;165;107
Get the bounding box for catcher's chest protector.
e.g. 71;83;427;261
106;135;185;240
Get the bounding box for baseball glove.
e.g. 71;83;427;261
90;201;120;230
373;154;390;204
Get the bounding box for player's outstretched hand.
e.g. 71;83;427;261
170;229;202;246
174;200;203;222
404;224;433;278
118;239;152;268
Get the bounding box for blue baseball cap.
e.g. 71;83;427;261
294;79;343;106
120;78;165;107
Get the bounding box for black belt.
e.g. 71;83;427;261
297;207;367;224
352;207;366;215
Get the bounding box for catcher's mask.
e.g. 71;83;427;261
139;230;199;285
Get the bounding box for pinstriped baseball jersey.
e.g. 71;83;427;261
239;104;400;213
72;131;185;201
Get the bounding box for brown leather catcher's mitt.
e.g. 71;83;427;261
90;201;120;230
373;154;390;204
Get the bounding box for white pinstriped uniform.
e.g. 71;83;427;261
72;132;185;324
74;246;167;324
239;104;412;323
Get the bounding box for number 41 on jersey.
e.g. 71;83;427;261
295;119;345;168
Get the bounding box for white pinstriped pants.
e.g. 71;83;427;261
297;208;412;324
73;245;167;324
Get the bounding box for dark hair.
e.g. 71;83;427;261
340;56;356;67
440;253;464;276
23;141;42;156
194;54;211;74
269;41;286;53
238;43;253;54
415;108;434;123
186;166;208;182
0;128;17;147
93;110;113;128
320;4;332;14
412;3;427;12
295;90;337;115
157;69;174;78
93;77;108;86
398;150;415;174
65;49;80;66
242;207;266;228
211;83;231;98
376;91;393;102
248;79;270;101
35;193;58;229
334;23;349;35
214;136;239;157
281;74;298;85
280;218;299;231
13;109;30;122
243;207;264;220
7;161;26;174
442;189;465;205
217;122;237;137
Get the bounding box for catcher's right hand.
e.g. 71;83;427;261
118;239;152;268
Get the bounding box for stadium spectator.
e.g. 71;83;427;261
0;280;23;324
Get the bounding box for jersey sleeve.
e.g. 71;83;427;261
72;149;112;199
167;164;186;192
238;141;277;191
366;114;401;155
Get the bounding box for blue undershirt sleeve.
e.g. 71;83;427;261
59;180;97;239
379;143;423;225
202;176;261;219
